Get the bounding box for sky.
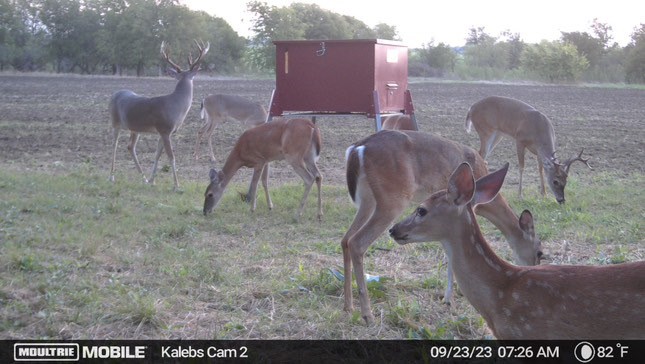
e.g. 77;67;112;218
181;1;643;48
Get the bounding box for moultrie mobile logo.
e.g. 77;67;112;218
14;343;79;361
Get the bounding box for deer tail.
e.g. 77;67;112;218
465;107;473;133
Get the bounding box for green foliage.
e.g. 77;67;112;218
521;40;589;82
625;24;645;83
0;0;245;75
410;42;457;77
245;1;399;71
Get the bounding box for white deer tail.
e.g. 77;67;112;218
200;99;206;120
465;108;473;133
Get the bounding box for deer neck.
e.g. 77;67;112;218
474;196;526;264
443;206;518;318
218;148;246;189
172;76;194;106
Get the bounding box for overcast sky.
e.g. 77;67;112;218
181;0;643;48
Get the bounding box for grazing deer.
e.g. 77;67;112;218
381;114;417;131
390;162;645;339
342;130;542;325
194;94;268;162
203;118;322;221
465;95;591;203
109;40;209;190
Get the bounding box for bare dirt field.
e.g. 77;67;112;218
1;74;643;185
1;74;643;341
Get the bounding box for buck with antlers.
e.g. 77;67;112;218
390;162;645;339
108;40;209;190
203;118;322;221
465;95;591;203
194;94;268;162
342;130;542;325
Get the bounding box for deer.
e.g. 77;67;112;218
203;117;322;221
109;40;209;190
381;114;417;131
465;95;592;204
194;94;268;162
389;162;645;339
341;130;542;325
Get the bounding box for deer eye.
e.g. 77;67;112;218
416;207;427;217
552;180;561;187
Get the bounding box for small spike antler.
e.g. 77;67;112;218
563;148;592;173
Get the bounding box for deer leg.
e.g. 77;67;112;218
341;196;377;315
161;134;179;190
109;128;120;182
445;257;454;305
206;122;217;163
483;131;504;159
206;119;219;163
260;163;273;210
476;130;495;161
194;116;207;160
350;206;405;325
127;132;148;184
149;137;165;186
516;143;526;199
314;167;323;221
247;166;264;212
537;157;546;196
289;157;322;221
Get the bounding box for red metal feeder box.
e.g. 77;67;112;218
269;39;416;130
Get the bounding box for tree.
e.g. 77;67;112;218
373;23;399;41
625;23;645;83
561;31;603;67
590;18;613;50
521;40;589;82
412;41;457;77
466;26;495;45
500;31;525;70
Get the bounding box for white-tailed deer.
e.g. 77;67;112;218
203;118;322;221
465;95;592;203
109;40;209;190
381;114;417;131
342;130;542;324
194;94;268;162
390;162;645;339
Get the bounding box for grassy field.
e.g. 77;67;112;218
1;157;642;339
1;75;643;339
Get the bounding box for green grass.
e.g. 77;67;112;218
1;165;643;339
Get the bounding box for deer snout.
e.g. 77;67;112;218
203;196;215;216
557;197;565;204
388;226;408;244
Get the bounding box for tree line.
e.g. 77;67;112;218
1;0;643;83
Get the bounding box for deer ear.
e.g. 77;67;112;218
447;163;475;206
166;68;180;79
473;162;508;206
209;168;218;182
519;209;535;235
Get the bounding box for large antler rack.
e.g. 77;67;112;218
563;148;592;173
160;41;184;73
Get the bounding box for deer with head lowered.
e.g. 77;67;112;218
465;95;591;203
389;162;645;339
108;40;209;190
194;94;268;162
203;118;322;221
381;114;417;131
342;130;542;325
